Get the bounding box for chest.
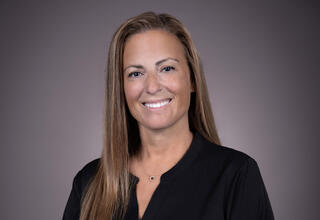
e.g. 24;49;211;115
135;180;160;219
126;176;227;220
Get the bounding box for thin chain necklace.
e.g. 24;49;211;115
135;132;193;182
147;175;156;182
141;167;162;182
139;161;164;182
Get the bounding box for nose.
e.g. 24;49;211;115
145;72;161;94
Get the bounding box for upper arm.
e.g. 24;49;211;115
226;158;274;220
62;171;82;220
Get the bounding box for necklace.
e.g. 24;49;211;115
142;168;160;182
148;175;156;181
139;162;163;182
131;158;161;182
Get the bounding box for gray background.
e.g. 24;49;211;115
1;0;319;219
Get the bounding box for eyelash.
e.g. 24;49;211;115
127;66;175;78
128;71;143;78
161;66;175;72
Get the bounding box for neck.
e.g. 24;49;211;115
129;117;194;179
137;121;193;163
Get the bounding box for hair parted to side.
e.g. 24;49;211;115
80;11;221;220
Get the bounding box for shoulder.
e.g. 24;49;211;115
194;136;274;219
195;133;258;175
77;158;100;178
63;159;100;218
73;158;100;195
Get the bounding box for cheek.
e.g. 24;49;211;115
124;81;143;106
166;73;192;96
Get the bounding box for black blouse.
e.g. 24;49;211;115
63;133;274;220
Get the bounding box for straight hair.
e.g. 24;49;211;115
80;11;221;220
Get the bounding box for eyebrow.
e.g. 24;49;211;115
123;57;179;72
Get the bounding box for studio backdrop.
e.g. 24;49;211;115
0;0;319;219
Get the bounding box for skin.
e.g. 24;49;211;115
123;29;194;218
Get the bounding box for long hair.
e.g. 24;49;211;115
80;11;221;220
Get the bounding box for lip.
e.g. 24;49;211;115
142;98;172;104
142;98;173;109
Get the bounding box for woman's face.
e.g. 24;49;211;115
123;29;193;132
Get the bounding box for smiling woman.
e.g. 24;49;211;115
63;12;274;220
123;30;193;132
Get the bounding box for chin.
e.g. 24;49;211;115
143;123;171;131
140;119;174;131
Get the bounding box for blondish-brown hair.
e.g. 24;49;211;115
80;11;220;220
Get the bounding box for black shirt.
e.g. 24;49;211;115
63;133;274;220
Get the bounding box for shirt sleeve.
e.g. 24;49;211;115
62;170;82;220
227;157;274;220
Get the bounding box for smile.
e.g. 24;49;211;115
143;98;172;109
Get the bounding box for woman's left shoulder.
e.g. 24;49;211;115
194;134;274;219
196;133;259;173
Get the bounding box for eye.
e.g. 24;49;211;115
161;66;175;72
128;71;143;78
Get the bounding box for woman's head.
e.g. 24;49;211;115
106;11;220;154
123;29;194;136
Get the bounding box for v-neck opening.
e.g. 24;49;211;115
128;132;202;220
129;132;201;183
136;182;162;220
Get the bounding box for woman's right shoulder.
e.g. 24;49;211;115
78;158;100;177
63;159;101;218
72;158;100;194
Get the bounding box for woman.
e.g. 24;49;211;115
63;12;274;220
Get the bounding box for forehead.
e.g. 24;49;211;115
123;29;186;66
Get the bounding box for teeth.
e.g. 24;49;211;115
144;99;171;108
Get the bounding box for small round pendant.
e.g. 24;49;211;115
149;176;155;181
